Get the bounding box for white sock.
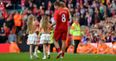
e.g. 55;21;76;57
48;51;50;55
34;51;37;55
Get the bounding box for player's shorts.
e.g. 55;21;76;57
27;33;39;45
40;33;50;44
53;30;68;41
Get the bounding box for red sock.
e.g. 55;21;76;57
62;52;64;57
57;48;61;53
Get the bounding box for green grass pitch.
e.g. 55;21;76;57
0;53;116;61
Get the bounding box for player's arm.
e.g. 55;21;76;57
66;7;71;22
51;10;58;27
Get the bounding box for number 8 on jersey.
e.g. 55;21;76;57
62;14;66;22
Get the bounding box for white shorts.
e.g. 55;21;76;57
27;33;39;45
40;33;50;44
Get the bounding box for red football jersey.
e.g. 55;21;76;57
54;8;69;31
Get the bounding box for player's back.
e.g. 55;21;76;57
55;8;69;31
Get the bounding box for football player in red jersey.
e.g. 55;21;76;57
53;1;70;59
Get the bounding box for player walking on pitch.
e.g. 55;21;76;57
53;1;70;59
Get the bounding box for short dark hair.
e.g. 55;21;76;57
54;1;61;7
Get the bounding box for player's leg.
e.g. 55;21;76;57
53;32;62;59
54;39;63;59
61;32;67;58
53;31;61;53
61;40;66;58
29;44;33;59
54;40;60;52
55;41;63;59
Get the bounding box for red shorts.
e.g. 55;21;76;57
53;30;68;41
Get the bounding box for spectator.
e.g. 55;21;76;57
85;11;92;27
111;0;116;15
3;23;10;38
0;14;5;28
5;14;14;30
8;31;17;43
0;27;6;43
94;7;100;24
99;2;106;20
32;4;38;16
13;11;22;34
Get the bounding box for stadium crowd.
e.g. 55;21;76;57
0;0;116;55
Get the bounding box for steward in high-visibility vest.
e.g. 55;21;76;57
70;16;82;53
70;22;81;40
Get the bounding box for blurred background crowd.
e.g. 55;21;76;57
0;0;116;54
